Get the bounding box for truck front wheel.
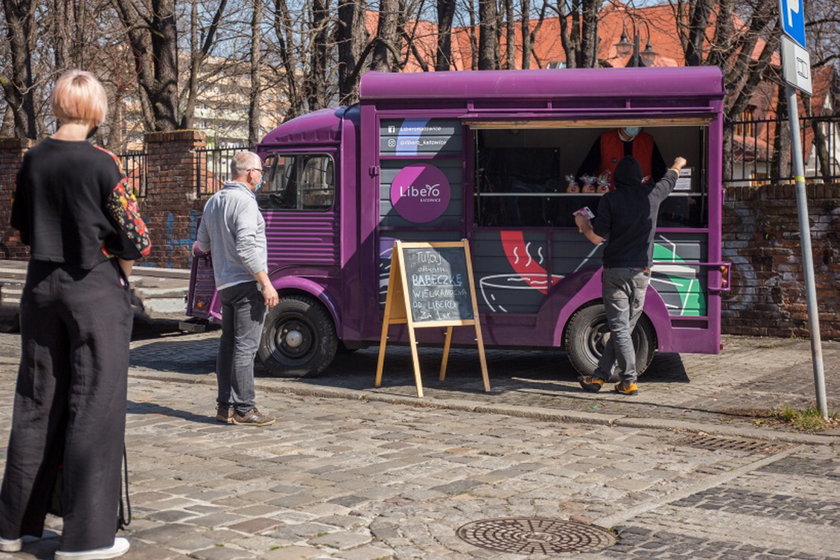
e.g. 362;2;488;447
258;294;337;377
564;304;656;379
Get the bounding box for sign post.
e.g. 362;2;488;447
778;0;828;420
375;240;490;397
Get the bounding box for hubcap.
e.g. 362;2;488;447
275;319;312;359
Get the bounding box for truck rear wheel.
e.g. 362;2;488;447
258;294;337;377
565;304;656;378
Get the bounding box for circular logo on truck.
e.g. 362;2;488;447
390;163;451;223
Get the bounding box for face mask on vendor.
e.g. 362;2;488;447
619;126;641;142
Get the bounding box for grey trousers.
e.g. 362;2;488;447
0;259;131;552
594;267;651;384
217;281;266;414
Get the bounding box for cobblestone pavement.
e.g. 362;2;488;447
0;330;838;559
117;330;840;440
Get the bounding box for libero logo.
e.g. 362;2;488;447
390;163;451;223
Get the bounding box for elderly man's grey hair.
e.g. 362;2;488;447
230;151;262;179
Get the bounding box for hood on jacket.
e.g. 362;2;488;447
614;156;643;189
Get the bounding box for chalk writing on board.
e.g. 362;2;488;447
401;247;474;323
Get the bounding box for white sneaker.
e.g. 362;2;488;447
55;537;130;560
0;537;21;552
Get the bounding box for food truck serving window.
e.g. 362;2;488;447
259;153;335;211
473;125;708;229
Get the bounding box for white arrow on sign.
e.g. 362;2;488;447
785;0;800;27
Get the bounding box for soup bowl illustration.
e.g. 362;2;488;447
479;273;562;313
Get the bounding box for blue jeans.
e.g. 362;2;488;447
594;267;651;384
217;281;266;414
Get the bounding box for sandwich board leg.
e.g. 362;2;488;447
407;327;424;398
475;323;491;392
439;326;454;381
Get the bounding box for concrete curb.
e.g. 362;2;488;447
130;369;838;446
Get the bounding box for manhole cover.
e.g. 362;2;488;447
456;517;616;555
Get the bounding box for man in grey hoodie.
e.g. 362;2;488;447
196;151;279;426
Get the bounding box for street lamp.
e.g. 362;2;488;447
615;18;657;67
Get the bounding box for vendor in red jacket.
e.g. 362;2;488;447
577;127;667;189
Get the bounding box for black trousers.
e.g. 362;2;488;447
0;259;131;552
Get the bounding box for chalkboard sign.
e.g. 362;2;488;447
375;240;490;397
402;246;474;323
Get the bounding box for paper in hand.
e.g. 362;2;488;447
572;206;595;219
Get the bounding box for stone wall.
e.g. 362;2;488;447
722;184;839;340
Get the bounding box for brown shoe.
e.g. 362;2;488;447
231;407;276;426
215;405;234;424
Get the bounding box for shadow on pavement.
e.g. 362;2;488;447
128;400;217;425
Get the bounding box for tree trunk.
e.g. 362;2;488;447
435;0;456;71
273;0;303;119
249;0;262;145
149;0;179;131
503;0;514;69
2;0;37;139
337;0;365;102
305;0;330;110
371;0;399;71
478;0;499;69
579;0;599;68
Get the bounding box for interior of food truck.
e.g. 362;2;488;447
472;123;708;229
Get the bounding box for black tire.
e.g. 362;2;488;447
258;294;337;377
564;304;656;378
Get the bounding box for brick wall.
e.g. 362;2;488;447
0;138;32;260
722;184;840;340
141;130;207;268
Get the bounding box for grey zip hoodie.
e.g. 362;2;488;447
195;181;267;290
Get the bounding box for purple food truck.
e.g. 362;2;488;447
187;66;730;378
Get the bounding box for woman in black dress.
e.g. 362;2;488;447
0;69;150;560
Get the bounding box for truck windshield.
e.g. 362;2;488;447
259;153;335;210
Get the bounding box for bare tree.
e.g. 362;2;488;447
552;0;601;68
112;0;181;131
2;0;37;138
435;0;456;70
336;0;366;102
478;0;499;69
371;0;400;71
249;0;261;144
520;0;548;68
181;0;228;129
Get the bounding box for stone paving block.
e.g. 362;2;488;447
148;509;200;523
188;512;248;528
133;523;217;551
190;545;256;560
308;531;372;550
120;540;185;560
225;517;283;534
255;545;323;560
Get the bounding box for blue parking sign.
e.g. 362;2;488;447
778;0;807;48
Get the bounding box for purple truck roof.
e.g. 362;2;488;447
360;67;724;101
261;106;354;146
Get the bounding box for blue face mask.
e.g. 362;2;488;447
622;126;641;139
255;180;263;192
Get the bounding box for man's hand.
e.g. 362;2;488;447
262;283;279;308
671;157;687;172
574;213;590;230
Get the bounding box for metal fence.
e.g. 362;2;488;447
195;145;251;197
724;114;840;185
119;151;148;198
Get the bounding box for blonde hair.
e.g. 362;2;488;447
51;69;108;126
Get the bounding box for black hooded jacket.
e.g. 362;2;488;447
591;156;678;268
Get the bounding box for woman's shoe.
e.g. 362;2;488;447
0;537;21;552
55;537;130;560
